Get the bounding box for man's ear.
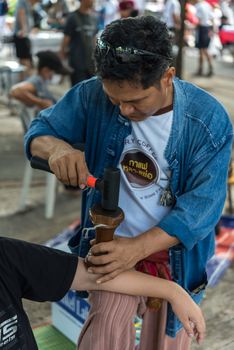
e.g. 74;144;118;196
163;67;176;87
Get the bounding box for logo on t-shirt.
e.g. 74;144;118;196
0;314;18;348
120;148;160;188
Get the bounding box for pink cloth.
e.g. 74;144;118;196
78;291;140;350
78;291;191;350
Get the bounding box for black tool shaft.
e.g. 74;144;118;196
31;156;53;173
102;168;120;211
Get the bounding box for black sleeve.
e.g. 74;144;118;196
0;237;78;302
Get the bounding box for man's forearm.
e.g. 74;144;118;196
136;226;180;259
30;136;73;159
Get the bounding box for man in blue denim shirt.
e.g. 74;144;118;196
25;16;233;350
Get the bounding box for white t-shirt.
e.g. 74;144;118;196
116;110;173;238
163;0;181;29
195;1;214;26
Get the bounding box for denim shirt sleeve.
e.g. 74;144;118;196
24;83;87;159
158;133;233;251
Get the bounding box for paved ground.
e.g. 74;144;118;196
0;47;233;349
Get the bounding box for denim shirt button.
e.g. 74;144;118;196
117;114;129;126
106;147;116;157
169;158;178;169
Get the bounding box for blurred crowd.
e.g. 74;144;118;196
0;0;234;110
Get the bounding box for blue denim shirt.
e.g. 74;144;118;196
25;77;233;337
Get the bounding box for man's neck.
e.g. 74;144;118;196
154;85;174;116
154;104;173;116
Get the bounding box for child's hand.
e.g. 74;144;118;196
170;285;206;345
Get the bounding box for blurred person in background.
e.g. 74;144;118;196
163;0;181;39
220;0;234;25
0;0;8;48
60;0;98;86
194;0;214;77
45;0;69;30
10;50;70;113
134;0;145;15
208;3;223;58
119;0;139;18
95;0;119;30
13;0;39;75
163;0;181;69
184;0;199;47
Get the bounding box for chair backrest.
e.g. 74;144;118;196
19;105;37;133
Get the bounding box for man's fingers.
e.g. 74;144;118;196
76;151;89;188
67;161;79;187
87;252;115;266
96;269;123;284
90;239;96;246
90;241;114;255
49;149;90;188
49;159;62;181
88;261;119;275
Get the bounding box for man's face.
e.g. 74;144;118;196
102;76;173;121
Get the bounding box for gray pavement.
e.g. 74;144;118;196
0;47;233;349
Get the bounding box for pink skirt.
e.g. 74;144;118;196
78;290;192;350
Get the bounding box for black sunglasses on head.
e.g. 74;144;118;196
96;38;171;63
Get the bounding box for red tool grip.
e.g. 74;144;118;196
87;175;97;188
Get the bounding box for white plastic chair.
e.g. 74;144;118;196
18;105;58;219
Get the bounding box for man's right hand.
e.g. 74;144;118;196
31;136;90;189
48;147;90;188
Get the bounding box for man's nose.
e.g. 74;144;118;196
119;102;135;116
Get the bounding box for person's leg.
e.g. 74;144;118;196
196;49;204;75
78;291;140;350
138;301;192;350
195;26;203;76
204;48;213;76
14;36;32;79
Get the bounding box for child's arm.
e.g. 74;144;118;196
71;258;206;345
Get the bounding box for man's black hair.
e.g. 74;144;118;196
94;16;173;89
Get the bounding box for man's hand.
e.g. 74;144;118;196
48;146;90;188
31;136;90;188
86;236;144;283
